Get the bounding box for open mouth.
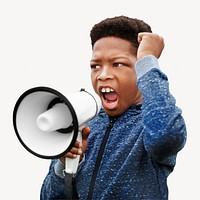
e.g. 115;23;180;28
100;87;119;110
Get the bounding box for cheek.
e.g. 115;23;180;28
91;73;97;90
119;75;137;101
120;73;136;90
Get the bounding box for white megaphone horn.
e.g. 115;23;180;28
13;86;101;174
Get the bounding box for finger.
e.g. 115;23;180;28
65;152;78;159
137;33;142;43
74;140;82;148
69;146;82;155
63;147;82;159
138;32;148;43
138;32;153;43
82;126;91;140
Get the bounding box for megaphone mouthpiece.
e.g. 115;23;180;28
36;103;73;132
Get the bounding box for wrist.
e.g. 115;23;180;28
54;159;65;179
135;55;160;80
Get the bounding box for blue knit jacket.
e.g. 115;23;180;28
40;56;187;200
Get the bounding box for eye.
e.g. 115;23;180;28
90;64;101;69
113;63;125;67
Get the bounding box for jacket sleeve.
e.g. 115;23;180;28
135;55;187;160
40;159;66;200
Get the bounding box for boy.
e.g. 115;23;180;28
40;16;187;199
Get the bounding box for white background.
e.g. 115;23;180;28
1;0;199;199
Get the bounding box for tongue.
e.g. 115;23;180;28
104;92;118;101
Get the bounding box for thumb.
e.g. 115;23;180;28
137;32;143;44
82;126;91;140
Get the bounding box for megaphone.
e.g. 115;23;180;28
13;86;101;174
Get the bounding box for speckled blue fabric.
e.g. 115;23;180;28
40;56;187;200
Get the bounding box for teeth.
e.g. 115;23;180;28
101;87;114;93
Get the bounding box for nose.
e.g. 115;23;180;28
97;66;114;81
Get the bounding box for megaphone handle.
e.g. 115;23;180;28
64;131;82;174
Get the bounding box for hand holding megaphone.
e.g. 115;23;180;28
60;125;90;164
13;86;101;174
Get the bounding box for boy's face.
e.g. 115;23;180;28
90;37;142;117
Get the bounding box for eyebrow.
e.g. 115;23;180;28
90;58;101;64
90;55;129;63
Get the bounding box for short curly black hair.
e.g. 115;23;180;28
90;16;152;49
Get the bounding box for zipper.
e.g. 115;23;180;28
87;118;117;200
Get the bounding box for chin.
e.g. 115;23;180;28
104;108;124;117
